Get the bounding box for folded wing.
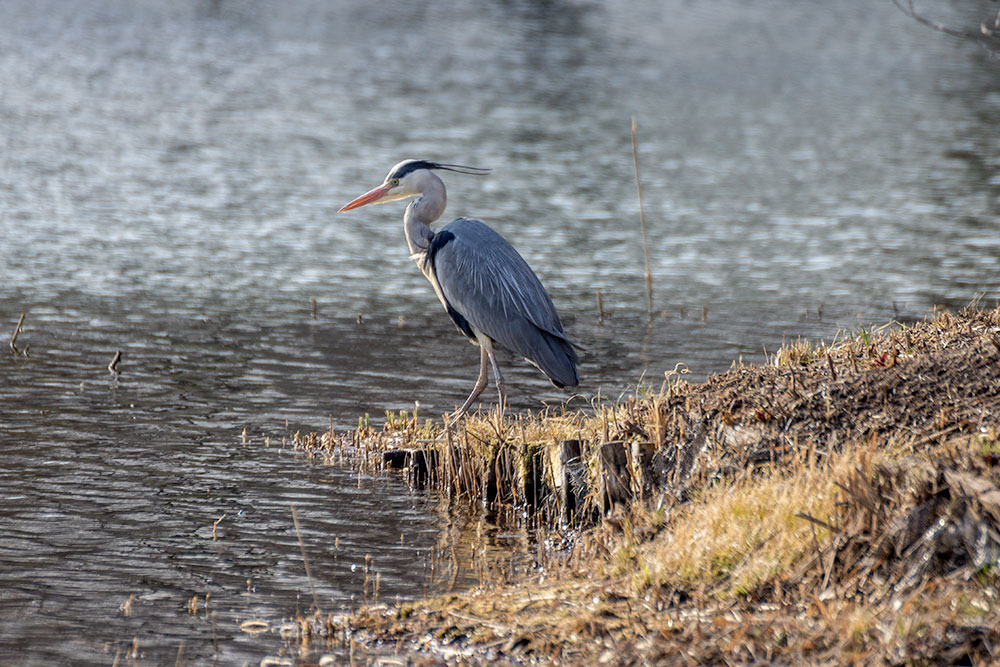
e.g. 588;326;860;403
427;217;579;388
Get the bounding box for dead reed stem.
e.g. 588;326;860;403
108;350;122;374
631;117;653;313
291;505;321;612
9;311;25;353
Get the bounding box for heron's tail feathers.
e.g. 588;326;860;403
498;318;579;389
530;330;579;389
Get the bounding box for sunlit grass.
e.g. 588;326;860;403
634;440;892;596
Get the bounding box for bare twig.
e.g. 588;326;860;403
631;117;654;313
794;512;838;532
291;505;321;612
212;513;226;541
108;350;122;374
909;423;962;448
891;0;1000;57
9;312;25;354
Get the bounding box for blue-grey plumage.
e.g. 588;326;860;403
339;159;578;419
427;218;578;388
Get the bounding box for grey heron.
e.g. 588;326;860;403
338;159;579;419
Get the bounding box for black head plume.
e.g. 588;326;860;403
431;162;491;176
387;159;491;181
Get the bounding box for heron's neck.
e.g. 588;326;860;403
403;175;447;256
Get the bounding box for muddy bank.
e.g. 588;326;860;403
318;306;1000;664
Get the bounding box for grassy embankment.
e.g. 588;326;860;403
295;305;1000;664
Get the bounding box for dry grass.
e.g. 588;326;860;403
334;433;999;664
636;440;878;597
289;305;1000;664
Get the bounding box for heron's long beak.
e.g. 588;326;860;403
338;185;391;212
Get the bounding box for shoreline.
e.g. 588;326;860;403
303;305;1000;664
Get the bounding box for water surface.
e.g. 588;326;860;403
1;0;999;663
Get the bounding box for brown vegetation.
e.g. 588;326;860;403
297;305;1000;664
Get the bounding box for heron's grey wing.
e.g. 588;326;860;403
429;218;578;387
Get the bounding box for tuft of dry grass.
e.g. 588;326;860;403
636;440;886;597
772;335;823;367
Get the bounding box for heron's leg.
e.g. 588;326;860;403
453;345;490;421
487;348;505;415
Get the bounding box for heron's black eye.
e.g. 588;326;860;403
391;178;400;187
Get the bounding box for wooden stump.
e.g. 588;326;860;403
483;444;547;510
549;440;586;523
630;441;657;500
382;448;436;486
597;441;632;514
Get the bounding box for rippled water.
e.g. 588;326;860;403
1;0;998;663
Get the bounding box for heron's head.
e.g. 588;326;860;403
338;159;490;212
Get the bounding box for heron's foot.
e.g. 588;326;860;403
436;402;492;438
434;408;466;440
443;410;462;433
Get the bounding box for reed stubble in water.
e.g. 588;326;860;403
291;505;320;613
9;311;26;355
108;349;122;374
